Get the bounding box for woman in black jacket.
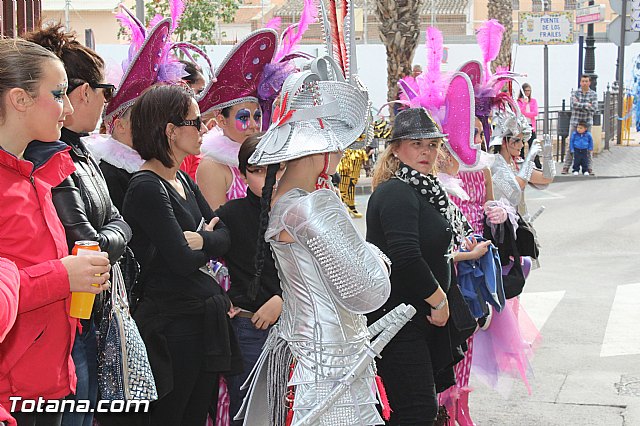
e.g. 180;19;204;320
123;84;240;425
366;108;476;426
25;25;131;426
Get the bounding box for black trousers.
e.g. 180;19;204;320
377;327;437;426
148;320;219;426
12;410;63;426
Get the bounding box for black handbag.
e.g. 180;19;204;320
515;216;540;259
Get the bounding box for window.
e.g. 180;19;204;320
565;0;578;9
513;0;520;10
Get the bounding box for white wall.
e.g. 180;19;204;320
96;41;640;115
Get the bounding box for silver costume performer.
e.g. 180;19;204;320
238;188;391;426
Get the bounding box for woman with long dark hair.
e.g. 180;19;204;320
236;60;395;426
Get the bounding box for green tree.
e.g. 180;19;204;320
143;0;239;44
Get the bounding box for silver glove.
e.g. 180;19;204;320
541;134;556;179
517;139;540;182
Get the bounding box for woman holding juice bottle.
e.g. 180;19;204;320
25;25;132;426
0;38;110;426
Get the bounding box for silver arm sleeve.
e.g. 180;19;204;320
282;190;391;314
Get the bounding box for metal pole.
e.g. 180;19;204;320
430;0;434;27
136;0;144;24
363;0;368;44
616;0;627;145
543;44;549;135
577;25;584;88
64;0;70;30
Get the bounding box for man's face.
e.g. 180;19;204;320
580;77;591;91
412;66;422;78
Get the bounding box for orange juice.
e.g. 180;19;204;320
70;241;100;319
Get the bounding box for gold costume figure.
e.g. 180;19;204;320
337;148;368;218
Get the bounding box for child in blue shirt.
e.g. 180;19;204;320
570;121;593;175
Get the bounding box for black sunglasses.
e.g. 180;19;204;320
90;83;116;103
68;79;116;103
173;116;203;129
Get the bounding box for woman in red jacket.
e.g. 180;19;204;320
0;38;111;426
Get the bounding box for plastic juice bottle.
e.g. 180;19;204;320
69;240;101;319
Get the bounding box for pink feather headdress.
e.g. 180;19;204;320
104;1;189;132
458;19;525;143
397;27;479;168
257;0;318;127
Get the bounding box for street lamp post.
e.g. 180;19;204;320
136;0;144;24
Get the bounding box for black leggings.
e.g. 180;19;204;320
377;333;437;426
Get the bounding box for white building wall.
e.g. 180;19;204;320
96;41;640;115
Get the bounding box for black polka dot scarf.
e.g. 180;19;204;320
395;162;473;246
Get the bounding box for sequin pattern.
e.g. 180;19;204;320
450;170;487;234
97;299;158;401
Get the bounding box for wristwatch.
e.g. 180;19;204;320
431;296;448;310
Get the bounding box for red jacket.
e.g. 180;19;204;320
0;141;77;410
0;257;19;425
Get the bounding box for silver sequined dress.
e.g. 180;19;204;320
490;154;530;218
241;188;391;426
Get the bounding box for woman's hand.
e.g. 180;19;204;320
204;217;219;231
252;295;283;330
427;302;449;327
484;201;508;224
466;240;492;260
228;302;241;318
185;217;220;250
183;231;204;250
61;254;111;293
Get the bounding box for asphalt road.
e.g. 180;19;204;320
352;176;640;426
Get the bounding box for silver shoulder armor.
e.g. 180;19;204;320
281;189;391;314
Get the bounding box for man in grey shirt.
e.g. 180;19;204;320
562;75;598;174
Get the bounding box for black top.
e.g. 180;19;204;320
123;171;240;396
53;127;131;263
99;161;132;213
123;170;230;299
366;178;453;323
215;189;282;312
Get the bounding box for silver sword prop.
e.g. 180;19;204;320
292;303;417;426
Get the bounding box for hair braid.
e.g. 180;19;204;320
248;162;280;300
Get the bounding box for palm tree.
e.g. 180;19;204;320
487;0;513;71
375;0;425;109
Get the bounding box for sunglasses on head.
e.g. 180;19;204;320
173;116;203;129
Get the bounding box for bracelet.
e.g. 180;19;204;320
431;296;447;311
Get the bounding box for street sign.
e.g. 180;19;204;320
576;5;606;25
607;15;640;45
518;11;575;45
610;0;640;14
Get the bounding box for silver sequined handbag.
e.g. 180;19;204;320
97;263;158;401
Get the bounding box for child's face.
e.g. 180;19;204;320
577;125;586;134
242;164;285;197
